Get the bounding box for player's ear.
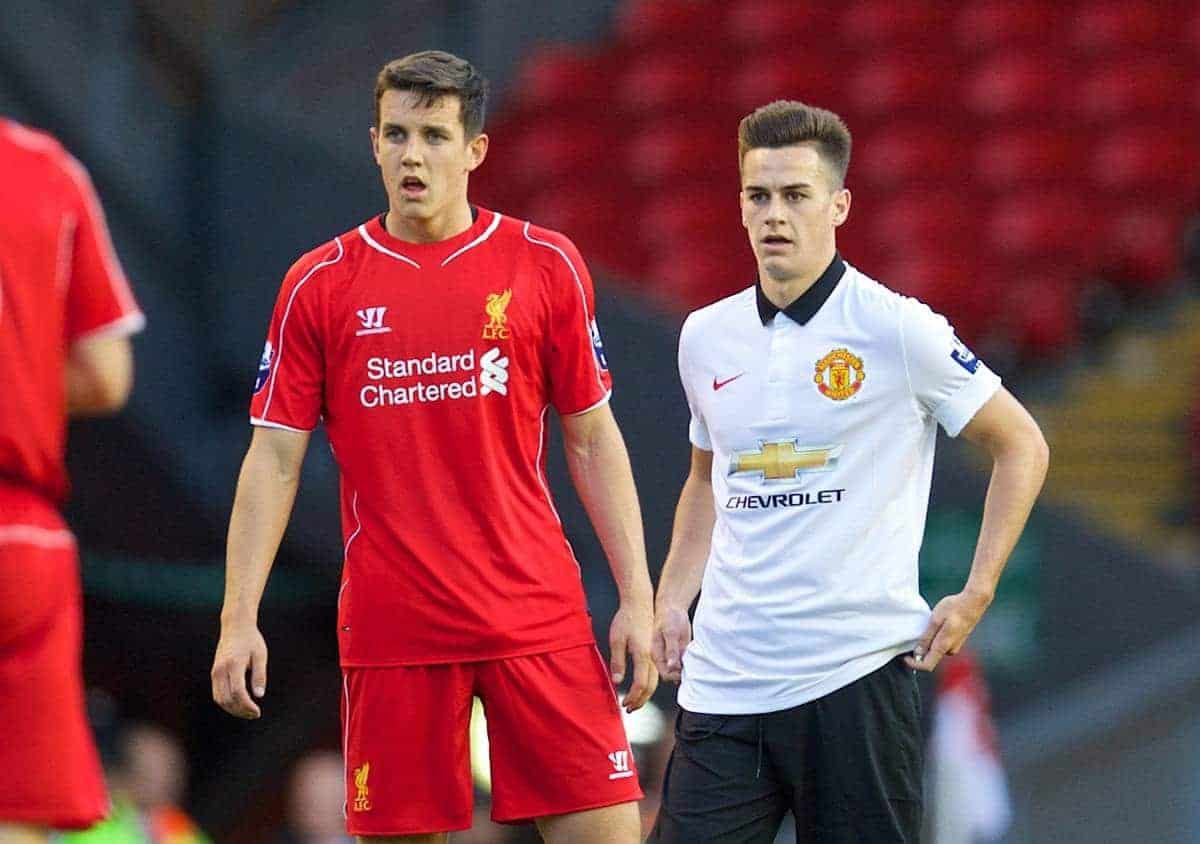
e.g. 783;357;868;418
369;125;381;165
466;133;488;173
831;188;851;227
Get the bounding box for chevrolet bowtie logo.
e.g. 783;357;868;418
729;441;843;481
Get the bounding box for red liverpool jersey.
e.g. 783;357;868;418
0;119;144;520
250;208;614;665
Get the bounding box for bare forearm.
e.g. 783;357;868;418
221;443;302;624
965;436;1049;601
564;422;652;604
656;474;715;612
66;335;133;416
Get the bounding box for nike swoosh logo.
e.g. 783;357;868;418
713;373;745;391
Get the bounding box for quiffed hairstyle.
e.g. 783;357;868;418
374;50;489;136
738;100;852;188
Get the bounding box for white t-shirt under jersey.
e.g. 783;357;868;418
677;256;1000;715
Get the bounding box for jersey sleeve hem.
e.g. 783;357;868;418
70;311;146;343
935;366;1002;438
250;416;314;433
558;390;612;417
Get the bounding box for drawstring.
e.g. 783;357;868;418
755;716;764;779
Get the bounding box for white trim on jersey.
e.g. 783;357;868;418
0;524;76;548
357;224;421;268
62;155;140;318
341;673;352;819
249;415;312;433
441;211;502;266
343;491;362;560
262;237;345;421
562;389;612;417
521;222;607;396
72;310;146;343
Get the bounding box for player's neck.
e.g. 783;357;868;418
759;247;836;311
384;201;474;245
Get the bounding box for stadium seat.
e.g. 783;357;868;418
954;0;1061;53
846;54;956;120
840;0;951;46
626;122;735;186
1068;0;1176;54
1071;59;1193;124
615;50;726;115
1101;207;1184;293
986;192;1095;261
725;0;830;49
505;121;614;191
870;191;981;255
725;50;843;114
974;128;1083;187
999;274;1079;358
962;51;1077;120
509;47;613;113
615;0;728;46
646;243;752;310
1090;126;1200;201
855;125;973;190
636;187;741;254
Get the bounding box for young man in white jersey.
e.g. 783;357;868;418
650;101;1049;842
211;51;654;843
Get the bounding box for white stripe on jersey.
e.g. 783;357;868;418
262;237;345;422
441;211;502;266
357;224;420;268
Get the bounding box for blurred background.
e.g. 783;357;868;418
4;0;1199;841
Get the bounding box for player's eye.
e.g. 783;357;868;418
749;192;767;202
425;131;446;142
786;191;804;202
385;128;403;140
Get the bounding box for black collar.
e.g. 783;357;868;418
756;253;846;326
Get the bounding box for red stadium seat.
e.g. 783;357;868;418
840;0;951;46
870;191;981;254
1068;0;1177;54
646;244;752;311
986;192;1095;261
725;51;843;114
1090;126;1200;201
636;187;742;253
1071;59;1194;124
615;0;728;46
1101;207;1184;293
725;0;830;49
509;47;613;113
626;123;735;186
975;128;1083;187
846;54;956;120
505;122;614;191
1000;275;1079;359
962;51;1078;120
615;50;725;114
855;125;973;190
954;0;1062;53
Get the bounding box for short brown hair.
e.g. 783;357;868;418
738;101;852;188
374;50;489;136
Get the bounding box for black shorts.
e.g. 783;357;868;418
651;656;923;843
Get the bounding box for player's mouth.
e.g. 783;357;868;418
761;234;792;253
400;176;427;198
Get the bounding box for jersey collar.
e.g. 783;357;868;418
755;253;846;326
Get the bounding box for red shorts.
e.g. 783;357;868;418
0;528;107;829
341;643;643;836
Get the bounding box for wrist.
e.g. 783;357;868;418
962;583;995;608
220;603;258;628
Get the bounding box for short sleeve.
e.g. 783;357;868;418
535;230;613;416
249;243;340;432
678;316;712;451
900;298;1001;437
62;156;144;342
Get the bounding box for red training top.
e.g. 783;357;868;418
250;207;614;666
0;119;144;534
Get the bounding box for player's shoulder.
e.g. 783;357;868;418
840;262;941;331
0;119;86;190
281;233;350;289
510;215;586;268
682;285;756;340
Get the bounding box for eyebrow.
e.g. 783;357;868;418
743;183;815;192
380;121;453;133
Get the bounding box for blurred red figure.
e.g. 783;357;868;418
0;119;144;841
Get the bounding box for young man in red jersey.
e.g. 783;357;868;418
0;119;144;842
211;51;655;843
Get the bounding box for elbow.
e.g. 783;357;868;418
97;372;134;414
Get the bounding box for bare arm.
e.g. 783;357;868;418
66;332;134;416
560;403;657;712
652;446;715;682
211;426;310;718
908;386;1049;671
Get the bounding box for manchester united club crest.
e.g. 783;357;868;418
814;348;865;401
